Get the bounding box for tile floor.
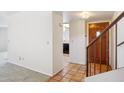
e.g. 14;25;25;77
48;63;86;82
48;63;112;82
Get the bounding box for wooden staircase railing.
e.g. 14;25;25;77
86;12;124;77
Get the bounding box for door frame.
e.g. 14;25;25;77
86;20;111;45
86;20;111;65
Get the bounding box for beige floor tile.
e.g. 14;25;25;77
70;68;78;72
74;64;81;68
73;66;80;70
78;70;86;74
80;66;86;71
61;78;70;82
75;73;85;78
71;75;83;81
67;70;77;75
64;74;73;79
52;75;62;81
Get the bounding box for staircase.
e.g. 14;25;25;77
86;12;124;77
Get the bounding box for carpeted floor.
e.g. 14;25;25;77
0;62;50;82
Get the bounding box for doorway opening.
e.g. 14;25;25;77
63;23;69;54
63;23;70;66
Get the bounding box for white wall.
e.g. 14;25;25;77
109;25;116;69
110;11;123;69
117;15;124;68
0;14;8;64
8;11;64;76
0;15;8;52
0;28;8;51
8;12;53;76
70;20;86;64
0;15;8;25
52;12;63;75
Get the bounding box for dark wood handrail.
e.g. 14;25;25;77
87;11;124;48
117;41;124;47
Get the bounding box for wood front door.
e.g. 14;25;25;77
88;22;109;65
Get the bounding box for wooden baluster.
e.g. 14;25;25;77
100;37;102;73
90;47;91;76
86;47;88;77
107;30;109;71
94;43;96;75
115;24;117;69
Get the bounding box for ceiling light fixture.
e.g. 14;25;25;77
81;12;90;19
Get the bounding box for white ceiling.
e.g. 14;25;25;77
0;11;115;24
0;11;19;16
63;11;115;23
